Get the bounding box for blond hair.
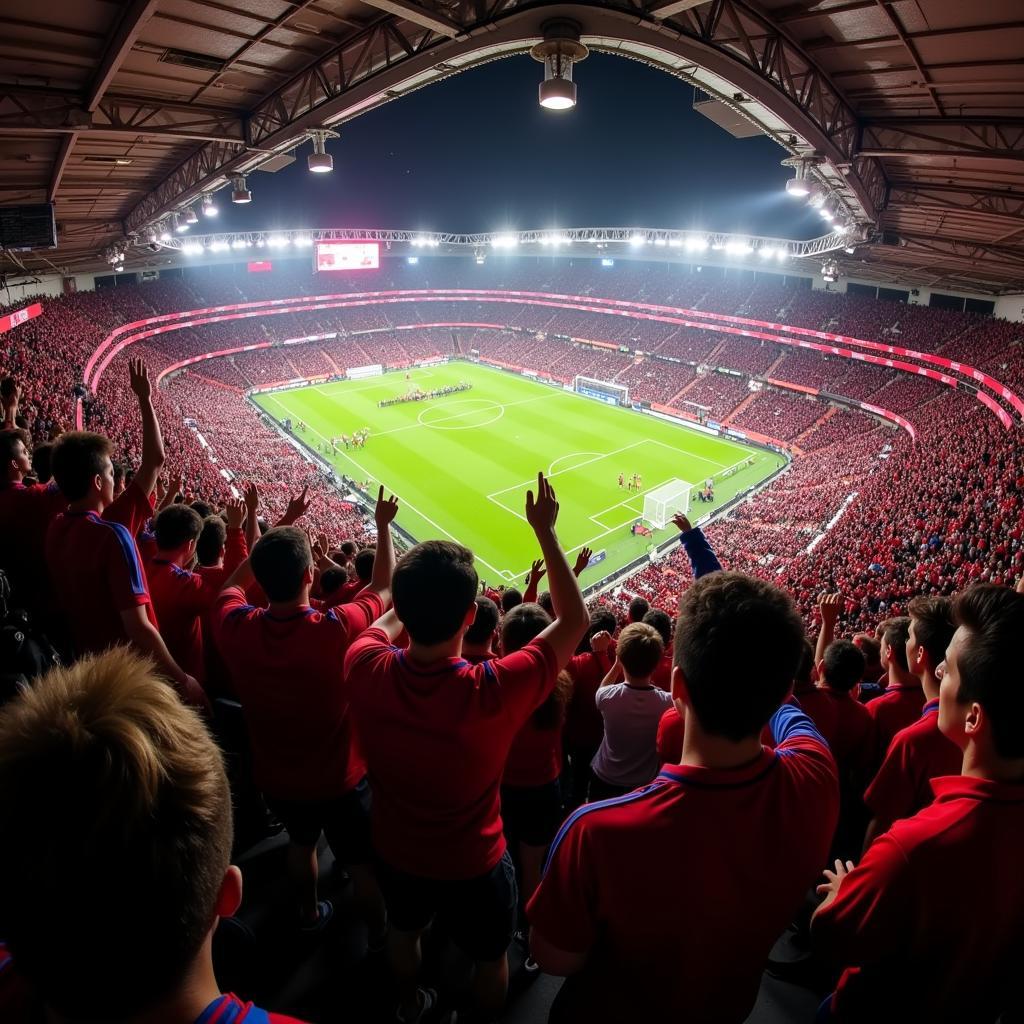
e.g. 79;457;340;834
0;647;232;1018
617;622;665;679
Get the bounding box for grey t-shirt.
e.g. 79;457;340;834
592;682;674;788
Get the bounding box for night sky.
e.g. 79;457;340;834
216;53;827;241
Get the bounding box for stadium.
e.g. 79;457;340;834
0;3;1023;1023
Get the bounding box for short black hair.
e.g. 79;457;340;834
822;640;866;693
642;608;673;647
195;516;226;567
501;588;523;614
31;441;54;484
908;596;955;672
537;591;554;616
250;526;311;602
882;617;911;671
320;567;348;595
392;540;478;645
465;596;500;646
674;572;805;741
628;596;650;623
340;540;358;560
952;584;1024;759
501;602;551;655
580;606;617;654
795;639;815;687
353;547;376;583
154;504;203;552
51;432;112;501
189;500;211;519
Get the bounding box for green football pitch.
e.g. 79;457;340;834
253;362;785;587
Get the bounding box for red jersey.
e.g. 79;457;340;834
651;650;673;691
0;480;65;613
344;630;559;879
504;706;564;788
147;528;246;682
795;685;875;779
45;483;157;657
324;578;364;607
656;705;685;763
865;682;924;754
814;775;1024;1022
563;649;614;751
528;703;838;1023
213;587;383;801
863;699;962;827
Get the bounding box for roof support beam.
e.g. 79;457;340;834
48;133;78;202
353;0;461;38
87;0;161;112
647;0;712;20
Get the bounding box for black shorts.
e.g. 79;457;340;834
501;780;564;848
375;850;518;962
267;777;372;864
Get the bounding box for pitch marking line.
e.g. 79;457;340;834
373;393;555;438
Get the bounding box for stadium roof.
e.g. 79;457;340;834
1;0;1022;294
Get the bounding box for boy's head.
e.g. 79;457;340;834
250;526;313;602
907;596;955;681
195;515;227;567
501;588;523;614
852;633;882;677
673;572;804;742
31;440;54;484
822;640;866;693
393;540;478;645
582;606;617;653
880;617;911;673
320;566;349;596
339;540;358;563
0;649;238;1019
465;596;500;648
940;584;1024;760
500;602;552;655
153;503;203;557
353;546;376;583
642;608;673;647
51;431;115;504
627;596;650;623
0;428;32;482
618;622;664;680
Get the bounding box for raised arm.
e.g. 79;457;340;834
523;559;546;603
2;381;21;428
526;472;590;667
120;605;208;711
128;358;166;499
367;486;398;604
815;592;843;670
243;481;260;553
672;513;722;579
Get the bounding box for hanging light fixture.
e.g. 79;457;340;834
531;21;589;111
231;175;252;204
307;129;340;173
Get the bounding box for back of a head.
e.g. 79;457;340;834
340;540;358;561
628;596;650;623
0;649;232;1019
674;571;805;741
153;503;203;552
51;431;112;502
195;516;227;567
950;584;1024;759
642;608;673;647
618;622;664;679
823;640;867;693
393;540;478;645
465;596;500;646
320;566;348;596
189;499;211;519
537;590;554;616
501;588;523;614
501;601;552;654
882;617;911;671
31;441;54;484
853;633;882;675
908;595;956;671
582;606;618;653
354;546;376;583
250;526;311;602
795;639;815;688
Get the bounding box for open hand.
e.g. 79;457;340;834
572;547;593;577
243;481;259;515
818;591;844;623
672;512;693;533
225;498;245;530
525;472;559;533
128;358;152;401
529;558;546;585
374;485;399;528
815;858;855;907
280;486;310;525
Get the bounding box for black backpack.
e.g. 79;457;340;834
0;570;61;704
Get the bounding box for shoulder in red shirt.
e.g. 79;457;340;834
865;682;924;753
0;480;66;613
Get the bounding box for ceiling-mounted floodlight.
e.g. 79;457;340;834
202;194;218;217
173;214;188;233
307;129;340;173
531;20;589;111
184;207;199;226
231;175;252;204
821;258;839;283
158;224;172;242
785;166;810;198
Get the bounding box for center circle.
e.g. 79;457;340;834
417;398;504;430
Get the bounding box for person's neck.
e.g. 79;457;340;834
156;545;190;567
961;743;1024;785
889;665;918;690
267;587;311;617
624;672;654;689
680;714;764;771
920;671;940;702
4;468;23;486
408;635;463;664
462;641;493;659
67;494;106;515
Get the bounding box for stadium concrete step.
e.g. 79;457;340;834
764;352;788;378
794;406;837;445
322;349;344;375
724;390;759;423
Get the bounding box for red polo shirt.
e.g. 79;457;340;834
865;682;924;754
652;651;673;691
213;586;383;802
0;480;65;613
814;775;1024;1022
864;699;962;827
528;704;838;1022
504;706;564;788
45;484;156;657
343;629;559;879
796;685;875;778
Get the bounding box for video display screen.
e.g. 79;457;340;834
314;240;380;271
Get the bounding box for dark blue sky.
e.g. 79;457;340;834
218;53;825;240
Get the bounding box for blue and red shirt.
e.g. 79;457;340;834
865;682;924;756
813;774;1024;1022
527;703;838;1022
344;629;559;879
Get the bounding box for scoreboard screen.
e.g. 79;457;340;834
315;240;380;271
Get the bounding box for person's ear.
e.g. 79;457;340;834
964;700;984;741
215;864;243;920
670;664;688;712
464;603;478;627
303;563;315;586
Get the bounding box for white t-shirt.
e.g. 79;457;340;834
592;682;673;788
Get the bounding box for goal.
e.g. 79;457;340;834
642;479;692;530
573;375;629;407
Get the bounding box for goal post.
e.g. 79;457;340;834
642;479;692;530
573;375;629;407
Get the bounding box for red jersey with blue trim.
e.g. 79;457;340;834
195;993;309;1023
213;586;383;801
813;774;1024;1022
344;629;559;879
527;703;838;1023
44;483;156;657
864;698;962;827
795;684;875;779
865;682;925;755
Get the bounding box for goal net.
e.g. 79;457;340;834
574;375;629;407
642;479;692;530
